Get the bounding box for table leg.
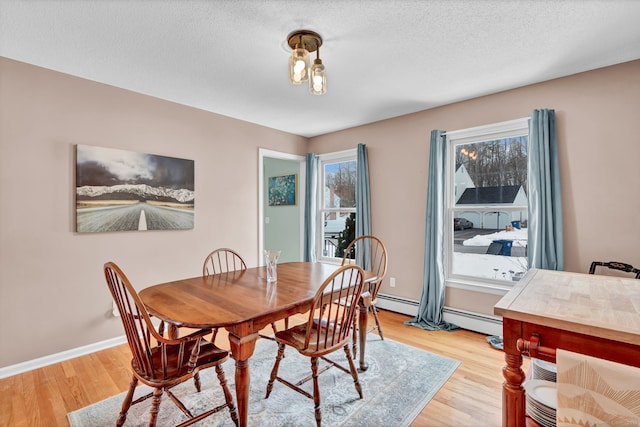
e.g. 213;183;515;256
358;300;369;371
227;331;259;427
502;352;526;427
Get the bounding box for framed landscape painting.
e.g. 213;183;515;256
268;174;297;206
75;145;194;232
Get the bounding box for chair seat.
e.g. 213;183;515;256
275;322;349;357
134;336;229;386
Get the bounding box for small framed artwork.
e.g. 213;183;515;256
268;174;297;206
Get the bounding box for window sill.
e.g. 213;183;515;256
445;276;514;296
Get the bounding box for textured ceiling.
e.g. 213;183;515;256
1;1;639;137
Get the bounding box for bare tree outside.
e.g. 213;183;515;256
456;136;528;189
326;160;357;207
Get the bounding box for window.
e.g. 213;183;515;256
317;149;357;262
446;118;529;290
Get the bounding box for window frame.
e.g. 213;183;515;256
444;118;530;295
316;148;357;264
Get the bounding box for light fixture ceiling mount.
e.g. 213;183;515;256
286;29;326;95
287;30;323;54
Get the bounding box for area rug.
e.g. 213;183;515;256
68;337;459;426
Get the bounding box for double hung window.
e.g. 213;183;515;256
446;118;529;290
317;149;357;262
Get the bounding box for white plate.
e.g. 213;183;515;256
527;404;556;427
533;366;557;382
533;358;558;374
524;379;557;410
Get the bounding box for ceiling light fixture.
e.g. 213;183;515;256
287;29;326;95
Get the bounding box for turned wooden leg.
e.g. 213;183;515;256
372;306;384;340
117;375;138;427
265;343;285;398
311;356;321;427
351;317;358;359
227;331;259;427
148;388;163;427
215;364;239;426
344;344;363;399
358;301;369;371
502;352;526;427
192;370;202;392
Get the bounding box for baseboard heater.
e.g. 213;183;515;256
376;293;503;336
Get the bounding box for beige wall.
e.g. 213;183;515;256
309;60;640;317
0;58;307;367
2;56;639;369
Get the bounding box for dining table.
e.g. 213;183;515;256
139;261;377;427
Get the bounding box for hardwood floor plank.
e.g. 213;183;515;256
0;309;512;426
34;367;67;427
0;375;25;427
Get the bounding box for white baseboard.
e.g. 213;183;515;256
0;335;126;380
376;293;503;336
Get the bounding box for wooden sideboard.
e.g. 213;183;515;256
494;268;640;427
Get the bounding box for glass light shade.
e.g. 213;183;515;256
309;59;326;95
289;47;309;84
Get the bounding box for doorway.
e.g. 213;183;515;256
258;149;305;265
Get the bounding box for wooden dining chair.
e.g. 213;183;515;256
203;248;281;341
104;262;239;427
265;264;365;427
203;247;247;276
340;235;388;355
589;260;640;279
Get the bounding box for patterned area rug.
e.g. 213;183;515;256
68;337;459;426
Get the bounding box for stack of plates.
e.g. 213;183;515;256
524;379;557;427
532;358;557;382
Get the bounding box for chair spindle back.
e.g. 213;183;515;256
203;248;247;276
342;235;387;299
104;262;182;381
304;265;364;353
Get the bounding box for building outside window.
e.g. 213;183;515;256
446;118;529;290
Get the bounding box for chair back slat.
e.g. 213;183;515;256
589;261;640;279
304;265;364;352
203;248;247;276
342;235;388;299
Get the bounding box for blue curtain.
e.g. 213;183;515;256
528;109;564;270
406;131;459;331
355;143;371;238
303;153;318;262
355;143;372;269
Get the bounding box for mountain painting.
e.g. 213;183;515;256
75;145;194;232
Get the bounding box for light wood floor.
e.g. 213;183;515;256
0;310;521;426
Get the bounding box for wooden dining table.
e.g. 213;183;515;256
139;261;376;427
